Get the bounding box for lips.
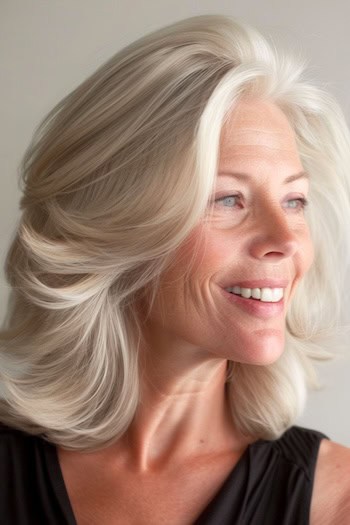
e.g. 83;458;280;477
226;286;284;302
222;279;289;288
221;286;285;319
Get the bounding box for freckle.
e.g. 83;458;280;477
200;439;204;444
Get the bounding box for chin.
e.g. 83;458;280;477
246;330;285;365
229;330;285;366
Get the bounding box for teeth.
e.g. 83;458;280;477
225;286;284;302
241;288;251;299
252;288;261;300
261;288;273;302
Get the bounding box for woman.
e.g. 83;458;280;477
0;14;350;525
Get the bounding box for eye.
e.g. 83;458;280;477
214;194;242;208
283;197;309;212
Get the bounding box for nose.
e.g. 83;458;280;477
248;202;300;261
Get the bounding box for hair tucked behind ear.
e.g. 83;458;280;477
1;14;350;449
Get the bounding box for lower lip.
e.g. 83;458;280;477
221;288;284;319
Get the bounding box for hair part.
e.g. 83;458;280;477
1;14;350;449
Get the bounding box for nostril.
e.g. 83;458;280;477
249;235;299;260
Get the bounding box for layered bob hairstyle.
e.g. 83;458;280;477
1;15;350;450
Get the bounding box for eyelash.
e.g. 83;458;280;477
214;194;309;212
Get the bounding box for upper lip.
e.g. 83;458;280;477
223;279;289;289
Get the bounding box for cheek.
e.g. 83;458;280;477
301;227;315;274
158;227;229;311
174;227;235;286
153;234;204;308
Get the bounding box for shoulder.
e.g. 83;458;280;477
0;423;32;464
0;423;35;446
310;437;350;525
0;423;27;449
0;423;49;472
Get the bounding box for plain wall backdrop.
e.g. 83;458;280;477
1;0;350;444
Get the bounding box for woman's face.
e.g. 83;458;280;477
143;98;314;365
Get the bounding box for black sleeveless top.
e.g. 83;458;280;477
0;424;328;524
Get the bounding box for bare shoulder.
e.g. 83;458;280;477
310;437;350;525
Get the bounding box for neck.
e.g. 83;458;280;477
118;334;249;472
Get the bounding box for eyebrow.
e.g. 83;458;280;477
218;171;309;184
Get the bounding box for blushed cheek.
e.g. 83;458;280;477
303;230;315;275
171;228;211;279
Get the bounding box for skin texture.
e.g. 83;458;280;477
127;97;314;469
145;97;314;367
58;99;350;524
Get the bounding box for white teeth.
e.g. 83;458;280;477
251;288;261;300
261;288;273;301
225;286;284;302
273;288;284;301
241;288;251;299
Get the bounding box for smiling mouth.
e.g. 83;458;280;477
225;286;284;303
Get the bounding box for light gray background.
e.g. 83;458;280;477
1;1;349;444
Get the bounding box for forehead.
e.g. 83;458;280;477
219;98;298;156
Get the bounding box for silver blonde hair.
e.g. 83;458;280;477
1;15;350;450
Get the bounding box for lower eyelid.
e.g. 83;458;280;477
212;195;308;210
214;194;241;205
284;197;309;209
